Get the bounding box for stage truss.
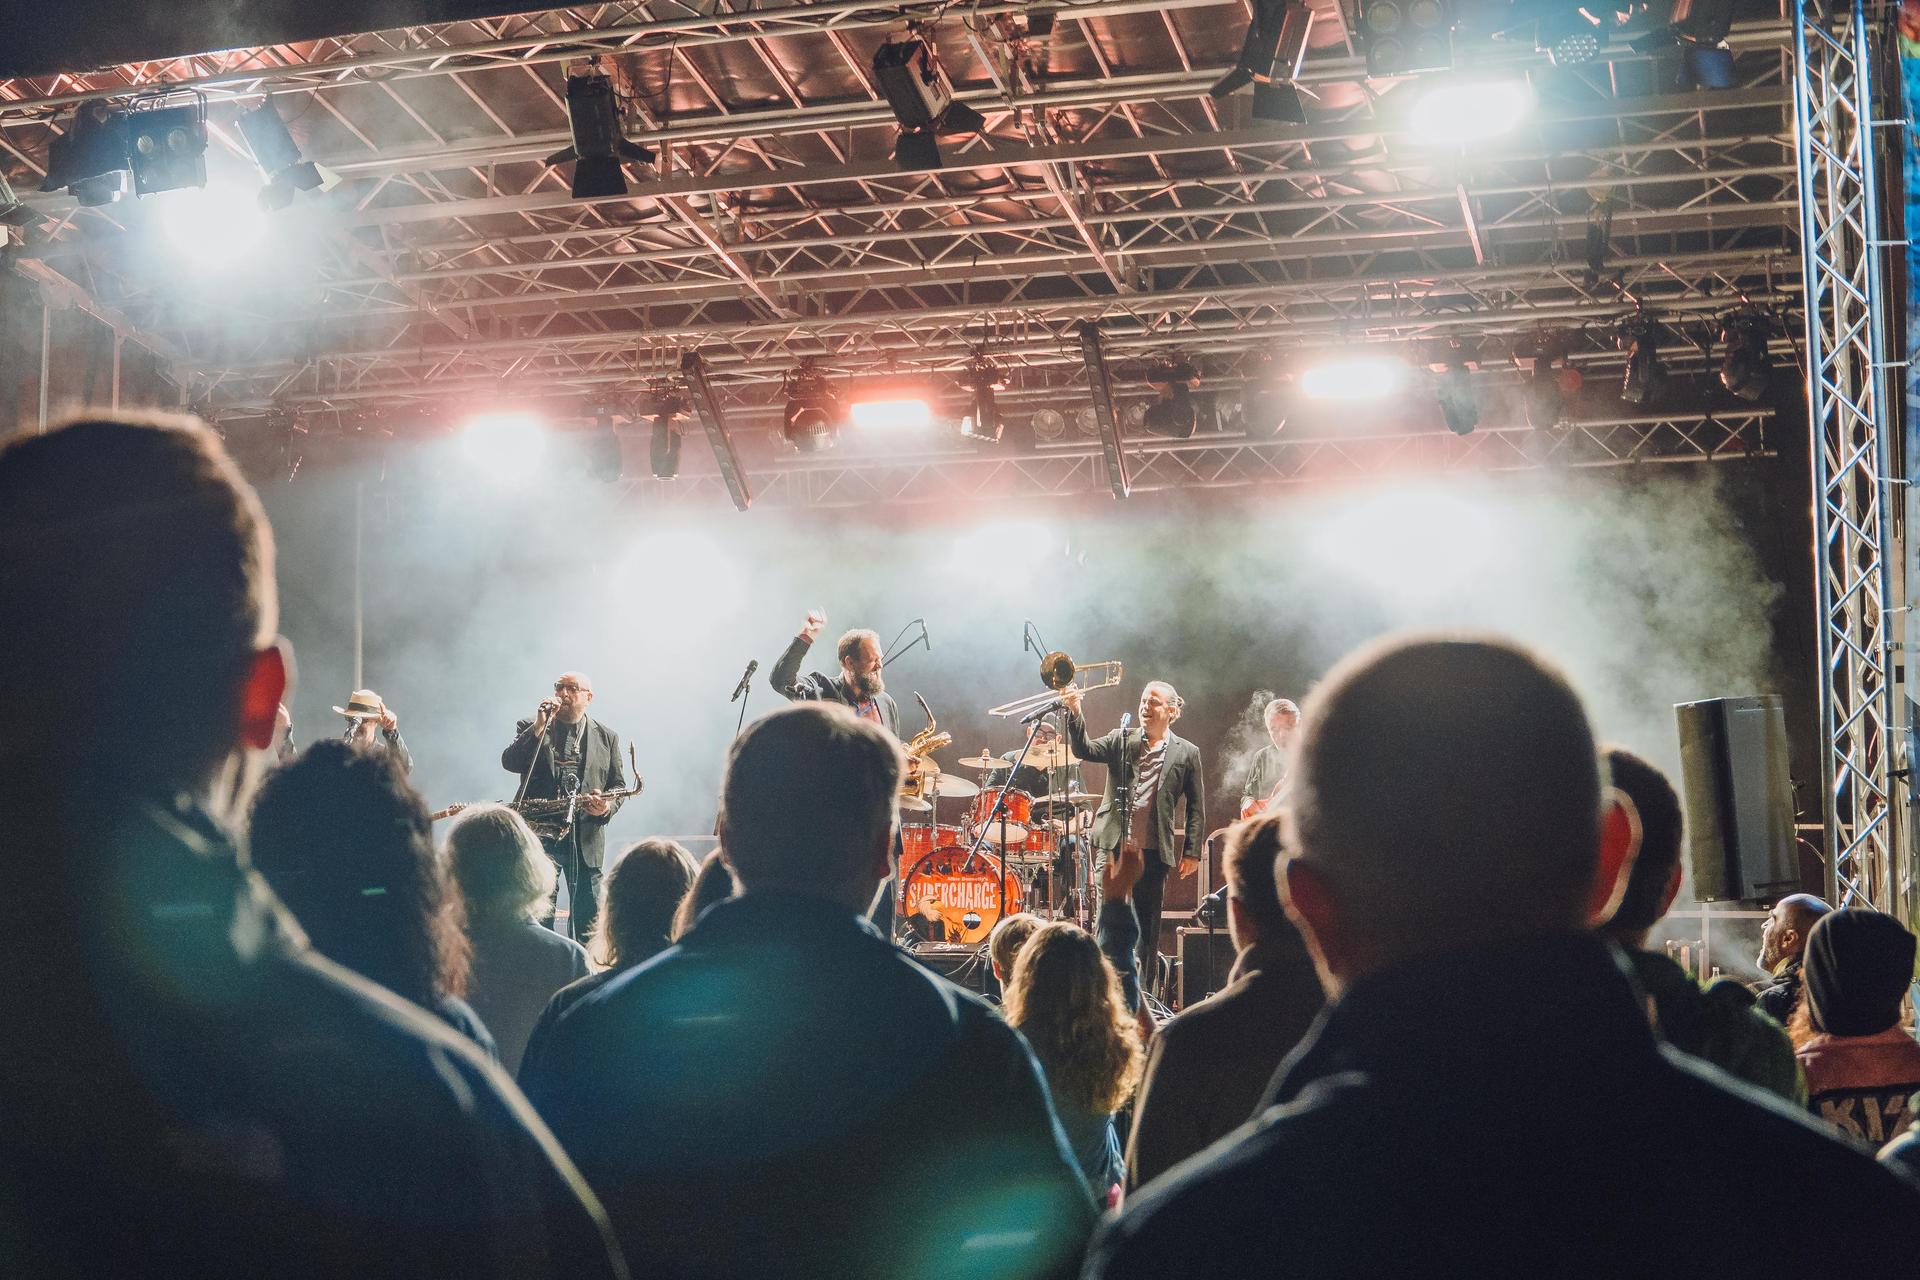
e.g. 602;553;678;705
1792;0;1908;919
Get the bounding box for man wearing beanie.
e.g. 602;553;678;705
1792;909;1920;1152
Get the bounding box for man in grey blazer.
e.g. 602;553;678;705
502;671;630;942
1064;679;1205;978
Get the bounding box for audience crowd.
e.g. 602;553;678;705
4;410;1920;1279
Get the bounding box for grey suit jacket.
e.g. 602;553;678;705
501;716;628;868
1065;711;1204;867
768;634;900;736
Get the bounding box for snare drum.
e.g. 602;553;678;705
1010;826;1058;865
901;846;1026;945
969;787;1032;843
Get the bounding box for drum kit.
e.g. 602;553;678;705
895;651;1118;945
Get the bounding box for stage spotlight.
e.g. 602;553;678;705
1436;365;1478;435
585;405;624;483
1211;0;1313;124
1538;7;1605;66
161;185;269;267
960;359;1006;443
1031;407;1068;440
462;410;548;479
650;413;683;481
1141;358;1201;439
237;97;338;211
1719;312;1774;402
1408;78;1533;147
1618;314;1666;407
1358;0;1454;78
40;101;130;207
1074;406;1100;436
1524;369;1563;428
1301;354;1410;400
125;94;208;197
1238;359;1287;439
847;378;935;431
874;30;986;170
782;365;843;453
545;67;655;200
1025;7;1057;37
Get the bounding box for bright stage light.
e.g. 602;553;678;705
848;397;933;431
1407;79;1533;147
461;411;548;479
1300;355;1409;401
161;185;269;266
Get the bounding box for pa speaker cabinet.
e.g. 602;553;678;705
1674;695;1798;903
1176;927;1237;1009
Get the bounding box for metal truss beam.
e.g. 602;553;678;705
1792;0;1906;915
607;411;1775;511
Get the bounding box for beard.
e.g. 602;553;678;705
847;667;885;700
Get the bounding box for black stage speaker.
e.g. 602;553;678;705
910;943;992;996
1176;927;1238;1009
1674;695;1799;902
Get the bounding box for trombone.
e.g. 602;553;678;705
988;650;1124;719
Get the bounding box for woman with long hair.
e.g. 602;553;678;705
247;740;492;1055
1004;920;1147;1202
444;804;591;1074
671;848;737;940
518;837;699;1083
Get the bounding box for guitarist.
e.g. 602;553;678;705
502;671;629;941
1064;680;1205;979
1240;698;1300;818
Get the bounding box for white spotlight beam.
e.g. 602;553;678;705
1076;320;1130;499
681;350;754;511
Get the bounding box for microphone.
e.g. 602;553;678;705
920;620;931;653
731;659;758;703
1120;712;1133;732
1020;700;1062;725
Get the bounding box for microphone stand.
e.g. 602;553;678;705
716;665;757;836
956;716;1046;932
882;617;930;668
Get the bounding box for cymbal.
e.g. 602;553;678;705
957;754;1006;769
1023;743;1076;770
1037;790;1099;807
928;775;980;798
898;794;932;813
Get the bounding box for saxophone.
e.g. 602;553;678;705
899;693;950;790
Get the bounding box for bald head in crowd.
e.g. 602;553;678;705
1281;635;1605;994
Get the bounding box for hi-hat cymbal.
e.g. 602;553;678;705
957;753;1006;769
1037;790;1099;807
928;775;980;798
898;794;932;813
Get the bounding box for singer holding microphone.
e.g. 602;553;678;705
1063;680;1205;980
501;671;629;942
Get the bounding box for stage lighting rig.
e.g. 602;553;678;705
40;101;130;207
646;396;688;481
237;97;338;211
1237;356;1287;439
0;171;34;229
1617;313;1667;407
782;364;843;453
1141;358;1202;439
1537;6;1605;66
681;351;754;510
1211;0;1313;124
546;64;656;200
1512;334;1581;428
1077;321;1131;498
1030;407;1068;440
1718;311;1774;402
125;92;208;197
586;405;625;483
874;28;987;170
1357;0;1455;78
960;357;1007;444
1428;342;1480;435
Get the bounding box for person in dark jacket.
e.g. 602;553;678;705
1063;680;1205;978
501;673;630;942
523;703;1094;1280
1756;892;1833;1024
768;608;900;733
1788;909;1920;1151
0;414;624;1280
1597;747;1802;1103
1085;635;1920;1280
1125;813;1323;1192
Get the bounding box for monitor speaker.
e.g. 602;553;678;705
1176;927;1237;1008
1673;695;1799;902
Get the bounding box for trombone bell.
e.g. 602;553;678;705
988;651;1124;718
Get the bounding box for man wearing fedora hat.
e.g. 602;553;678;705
334;688;414;776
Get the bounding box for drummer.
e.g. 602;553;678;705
983;717;1083;802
